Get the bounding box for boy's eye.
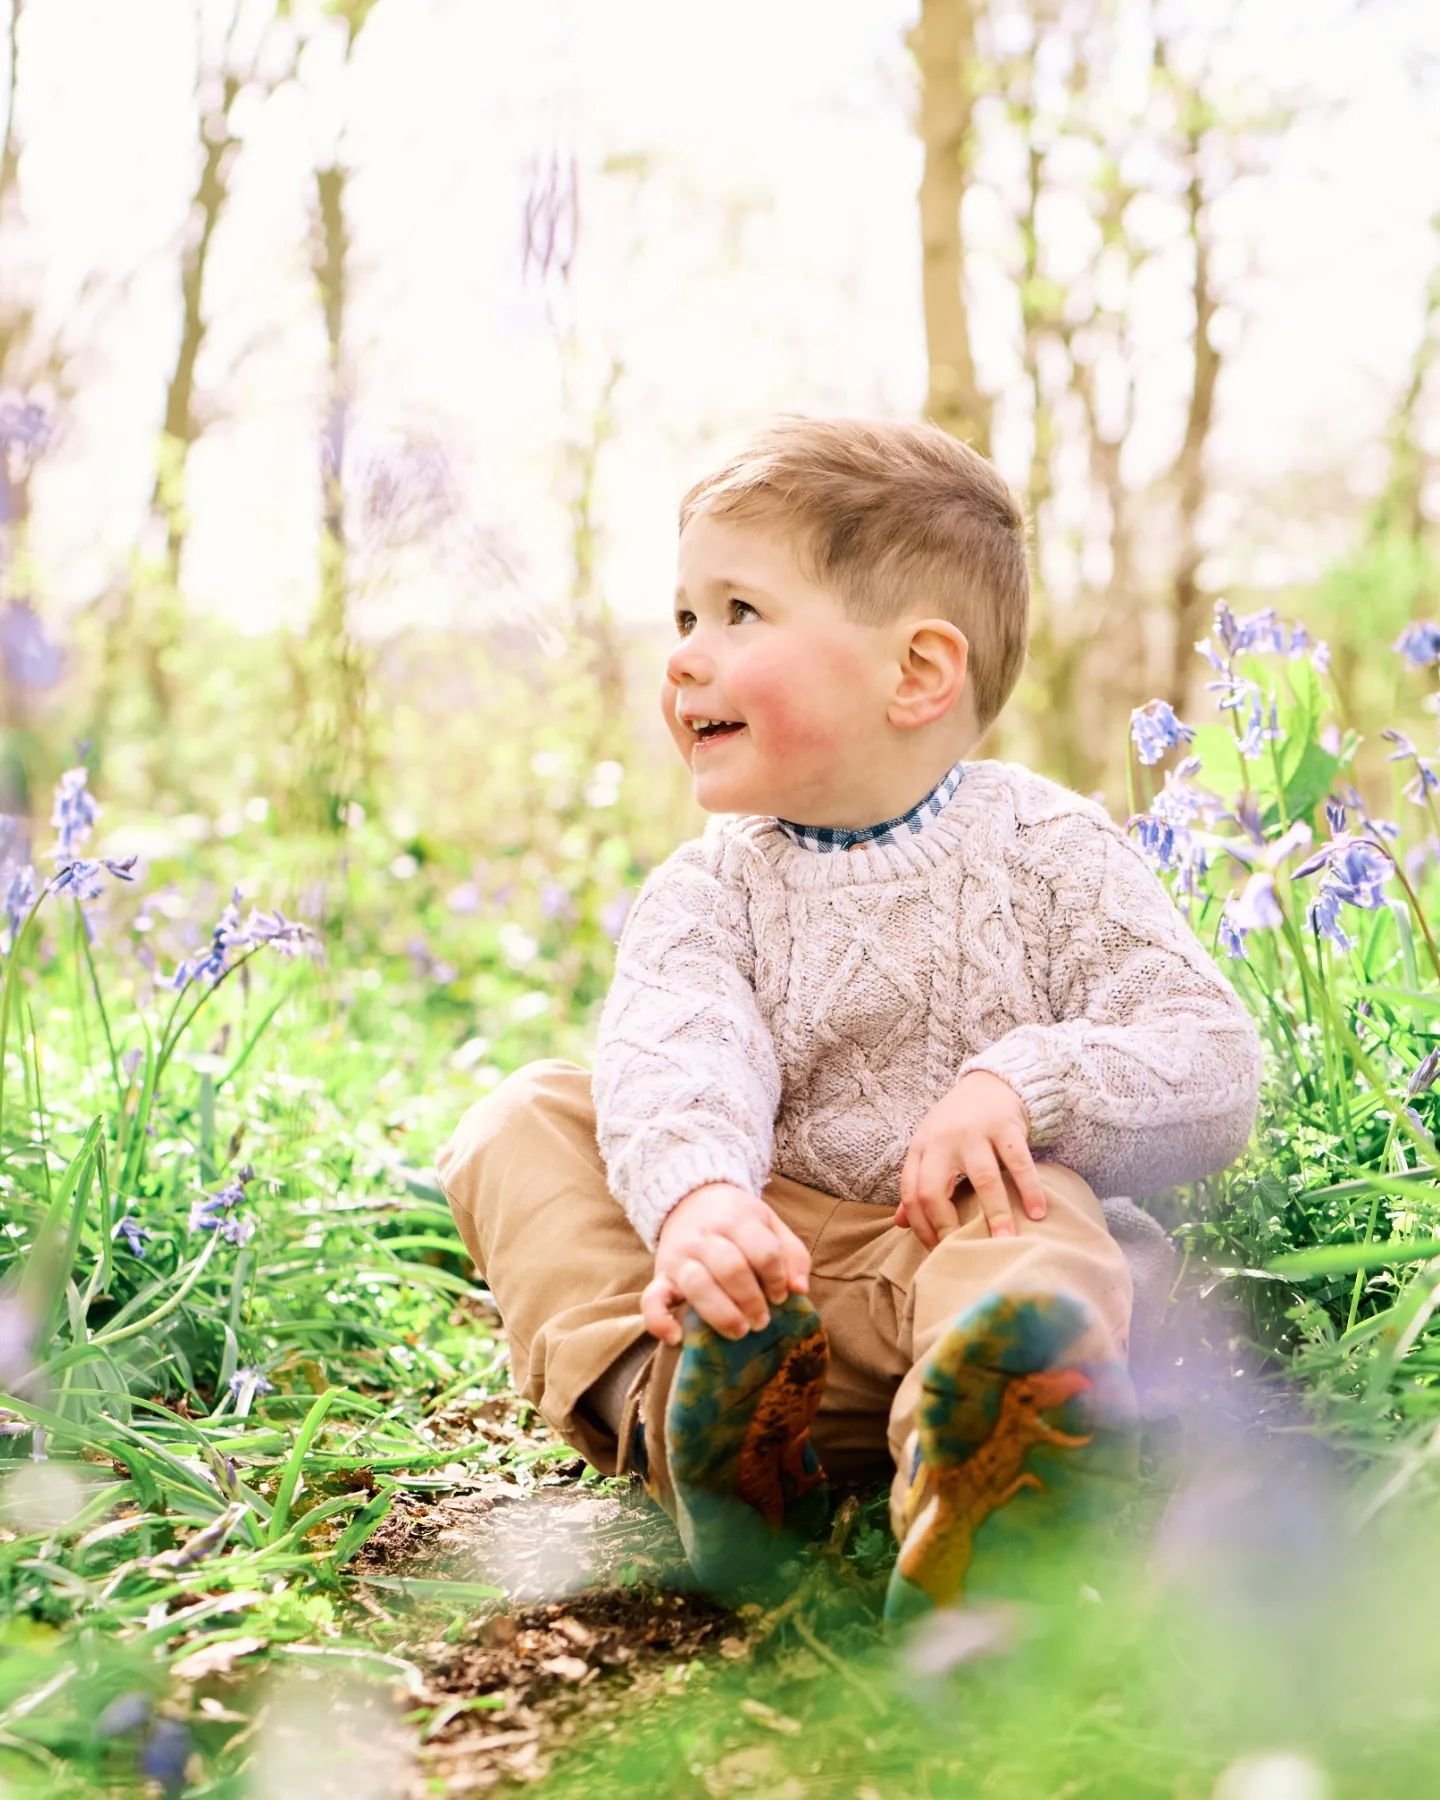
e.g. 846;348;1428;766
675;599;757;634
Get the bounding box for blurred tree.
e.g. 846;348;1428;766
908;0;1294;796
910;0;991;455
282;0;384;837
92;0;296;789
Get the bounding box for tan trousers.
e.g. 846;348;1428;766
436;1059;1133;1543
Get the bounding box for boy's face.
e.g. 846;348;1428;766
662;512;906;825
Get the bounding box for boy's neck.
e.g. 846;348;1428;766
776;744;971;834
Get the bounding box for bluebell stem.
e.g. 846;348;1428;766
1395;621;1440;668
1129;699;1196;766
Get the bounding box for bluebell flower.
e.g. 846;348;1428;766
228;1366;275;1399
168;890;318;990
1382;728;1440;805
1324;798;1347;836
0;398;48;451
1236;691;1282;760
1218;911;1248;959
1129;699;1196;766
95;1692;153;1738
1395;621;1440;668
49;766;98;858
1131;812;1178;870
115;1215;151;1257
187;1164;256;1240
1231;872;1284;931
1407;1048;1440;1099
138;1716;192;1798
539;880;573;920
51;854;138;903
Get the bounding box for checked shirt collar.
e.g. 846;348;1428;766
774;758;968;853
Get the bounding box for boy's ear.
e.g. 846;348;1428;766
887;619;969;729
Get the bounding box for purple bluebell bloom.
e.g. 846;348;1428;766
1236;691;1283;760
168;891;318;990
187;1164;256;1241
116;1215;151;1257
1129;699;1196;766
96;1692;154;1738
0;398;48;451
138;1716;192;1797
1407;1048;1440;1099
539;880;573;921
51;854;138;903
228;1366;275;1399
1218;911;1248;959
49;766;98;858
1231;872;1284;932
1395;621;1440;669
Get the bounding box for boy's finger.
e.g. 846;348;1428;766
702;1233;771;1330
675;1257;753;1339
641;1274;683;1345
894;1201;910;1229
964;1145;1015;1238
1001;1133;1048;1221
730;1216;790;1305
775;1220;812;1292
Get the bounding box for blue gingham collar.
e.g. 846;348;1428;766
774;759;968;852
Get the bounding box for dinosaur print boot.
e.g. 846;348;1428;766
662;1292;831;1595
884;1291;1138;1628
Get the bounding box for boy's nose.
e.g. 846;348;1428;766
665;636;713;686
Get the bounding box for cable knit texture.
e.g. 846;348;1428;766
592;760;1264;1250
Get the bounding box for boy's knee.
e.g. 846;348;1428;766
438;1057;584;1174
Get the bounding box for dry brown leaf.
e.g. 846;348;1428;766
171;1635;268;1681
537;1654;590;1683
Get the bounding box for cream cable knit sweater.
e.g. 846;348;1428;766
593;760;1263;1251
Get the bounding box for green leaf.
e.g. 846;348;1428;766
1268;1238;1440;1276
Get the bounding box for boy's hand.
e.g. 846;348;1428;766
643;1183;811;1347
896;1071;1047;1249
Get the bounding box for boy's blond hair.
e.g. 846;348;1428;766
679;415;1029;735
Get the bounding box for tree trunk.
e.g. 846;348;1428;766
1167;158;1220;714
910;0;990;454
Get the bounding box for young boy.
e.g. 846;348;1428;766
436;416;1262;1625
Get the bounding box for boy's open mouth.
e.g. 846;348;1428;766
694;722;746;747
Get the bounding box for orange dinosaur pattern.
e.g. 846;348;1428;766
897;1365;1095;1605
735;1327;829;1530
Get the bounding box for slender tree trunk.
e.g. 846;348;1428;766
1167;158;1221;714
910;0;990;454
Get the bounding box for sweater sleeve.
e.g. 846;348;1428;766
592;839;782;1250
957;807;1263;1198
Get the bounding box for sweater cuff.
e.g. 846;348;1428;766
958;1031;1071;1147
625;1148;768;1252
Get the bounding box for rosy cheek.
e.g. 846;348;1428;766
735;659;850;755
